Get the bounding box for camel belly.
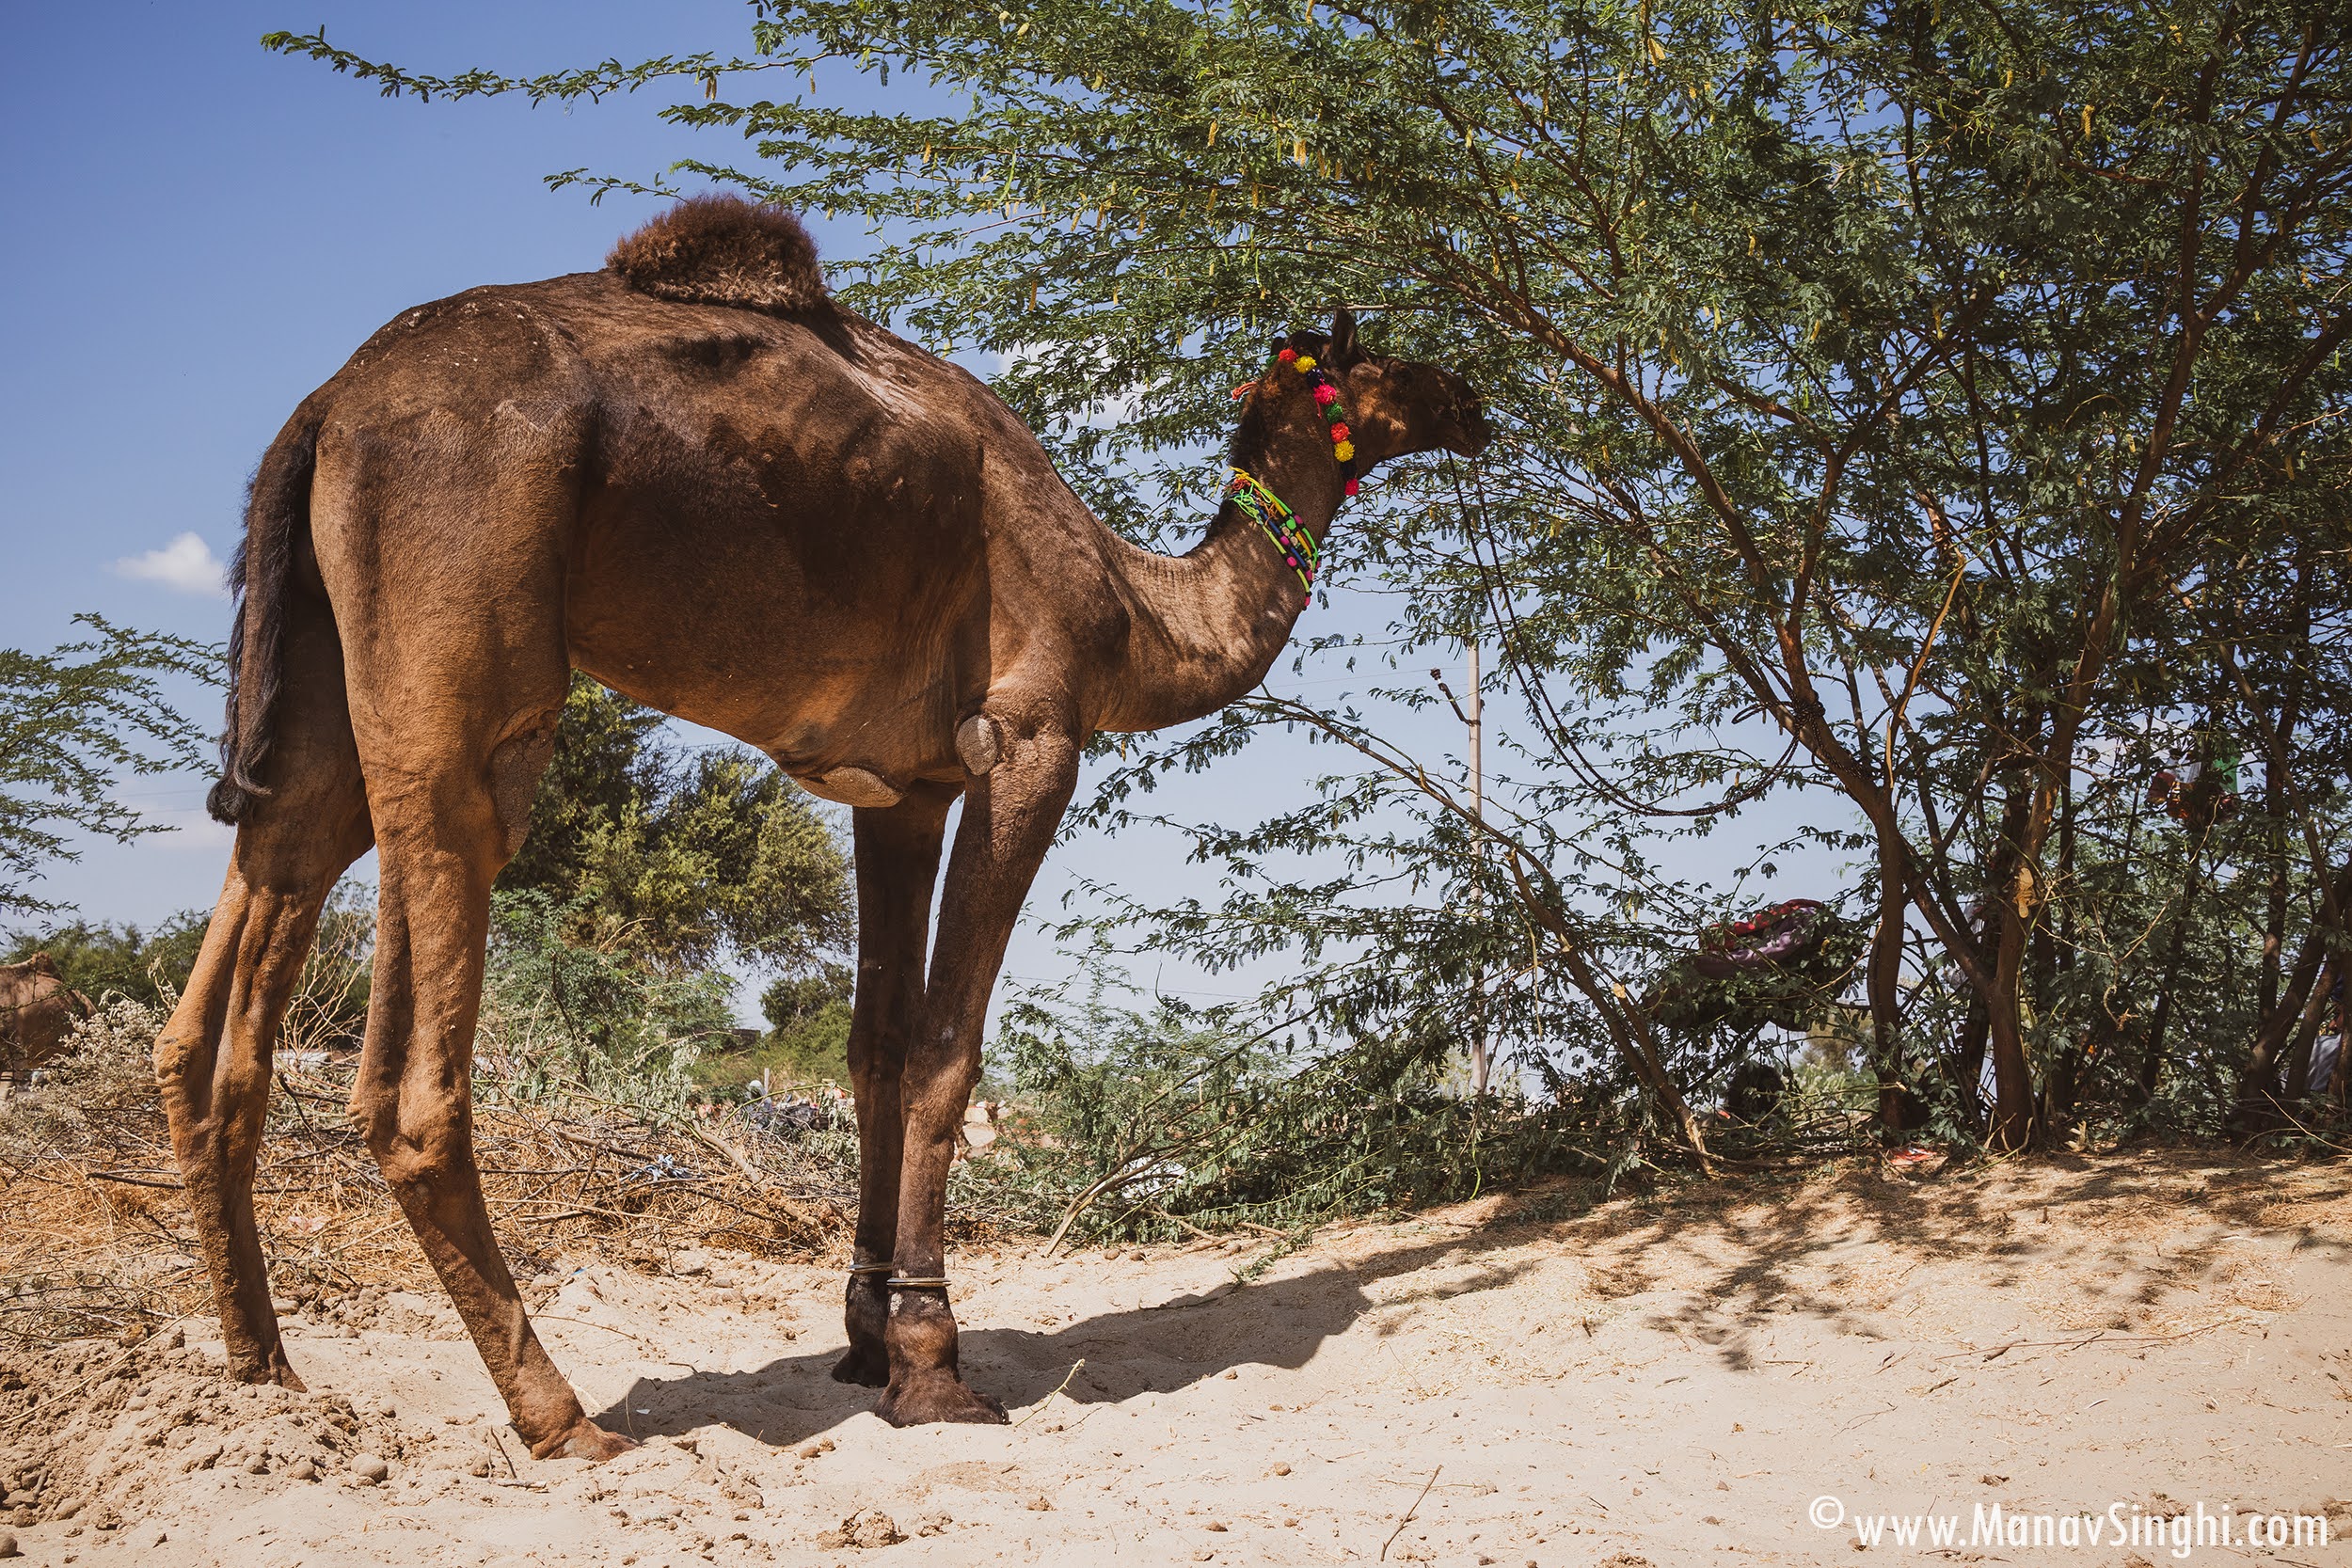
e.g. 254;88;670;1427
563;505;984;802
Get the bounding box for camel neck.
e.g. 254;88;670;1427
1220;369;1349;567
1097;370;1351;733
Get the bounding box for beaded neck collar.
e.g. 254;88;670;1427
1226;349;1359;606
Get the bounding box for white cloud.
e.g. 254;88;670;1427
112;531;229;597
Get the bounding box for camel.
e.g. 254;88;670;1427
158;195;1487;1458
1;952;93;1072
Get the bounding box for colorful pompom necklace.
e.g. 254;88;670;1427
1226;346;1361;604
1273;346;1362;480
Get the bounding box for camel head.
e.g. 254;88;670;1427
1274;309;1491;467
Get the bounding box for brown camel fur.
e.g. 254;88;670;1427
1;952;93;1072
158;195;1487;1457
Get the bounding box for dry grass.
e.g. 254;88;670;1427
0;1002;1013;1351
6;1003;2345;1370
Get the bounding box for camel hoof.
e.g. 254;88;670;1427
830;1346;889;1387
531;1420;638;1463
876;1373;1007;1428
230;1353;307;1393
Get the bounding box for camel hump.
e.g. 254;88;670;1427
607;194;828;314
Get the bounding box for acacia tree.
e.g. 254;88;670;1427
497;673;853;975
1;615;215;918
273;0;2352;1154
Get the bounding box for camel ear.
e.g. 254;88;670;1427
1328;308;1360;363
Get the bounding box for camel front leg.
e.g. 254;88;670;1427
877;718;1078;1427
834;786;953;1386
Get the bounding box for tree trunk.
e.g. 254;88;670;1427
1868;836;1916;1142
2260;824;2289;1025
1986;886;2038;1150
2233;848;2352;1127
2280;1016;2315;1101
2280;961;2329;1104
1980;777;2041;1151
1949;992;1991;1135
2256;554;2312;1027
2042;782;2083;1133
2138;847;2208;1103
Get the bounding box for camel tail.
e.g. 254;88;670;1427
206;401;325;825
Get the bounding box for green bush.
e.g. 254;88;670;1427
767;999;851;1086
496;675;851;974
4;914;209;1009
978;962;1612;1247
475;888;735;1120
691;966;855;1097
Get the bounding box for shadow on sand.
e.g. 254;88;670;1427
590;1150;2350;1449
589;1229;1542;1449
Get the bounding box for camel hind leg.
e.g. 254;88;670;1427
156;592;372;1387
350;739;628;1457
320;513;628;1456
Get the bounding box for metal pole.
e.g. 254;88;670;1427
1430;651;1492;1096
1469;638;1489;1096
1469;640;1482;832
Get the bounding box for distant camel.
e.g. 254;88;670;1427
1;952;92;1072
159;196;1487;1457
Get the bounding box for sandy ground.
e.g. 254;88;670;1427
5;1150;2351;1567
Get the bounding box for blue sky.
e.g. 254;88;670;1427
0;0;1404;1010
1;1;753;917
2;2;1842;1029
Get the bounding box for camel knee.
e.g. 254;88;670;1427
153;1040;229;1165
372;1135;473;1199
154;1023;274;1163
153;1024;204;1103
356;1093;475;1196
